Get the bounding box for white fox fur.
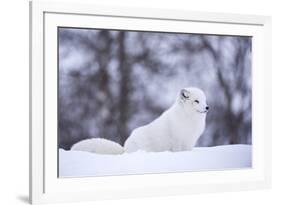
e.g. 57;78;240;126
124;87;208;153
71;138;124;154
70;87;208;154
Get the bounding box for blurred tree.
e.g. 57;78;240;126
116;32;131;145
201;36;251;145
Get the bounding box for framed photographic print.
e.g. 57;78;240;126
30;0;271;204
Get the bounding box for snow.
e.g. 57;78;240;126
59;144;252;177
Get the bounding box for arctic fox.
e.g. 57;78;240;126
124;87;208;153
70;87;208;154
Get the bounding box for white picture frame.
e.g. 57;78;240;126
29;0;272;204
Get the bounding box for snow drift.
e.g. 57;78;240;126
59;144;252;177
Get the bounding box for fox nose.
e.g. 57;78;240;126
206;106;209;110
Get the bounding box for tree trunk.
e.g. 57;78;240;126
117;32;131;145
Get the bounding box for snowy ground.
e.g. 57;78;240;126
59;144;252;177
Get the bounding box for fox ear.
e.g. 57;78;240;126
180;89;190;100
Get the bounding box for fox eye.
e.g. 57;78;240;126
194;100;199;104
